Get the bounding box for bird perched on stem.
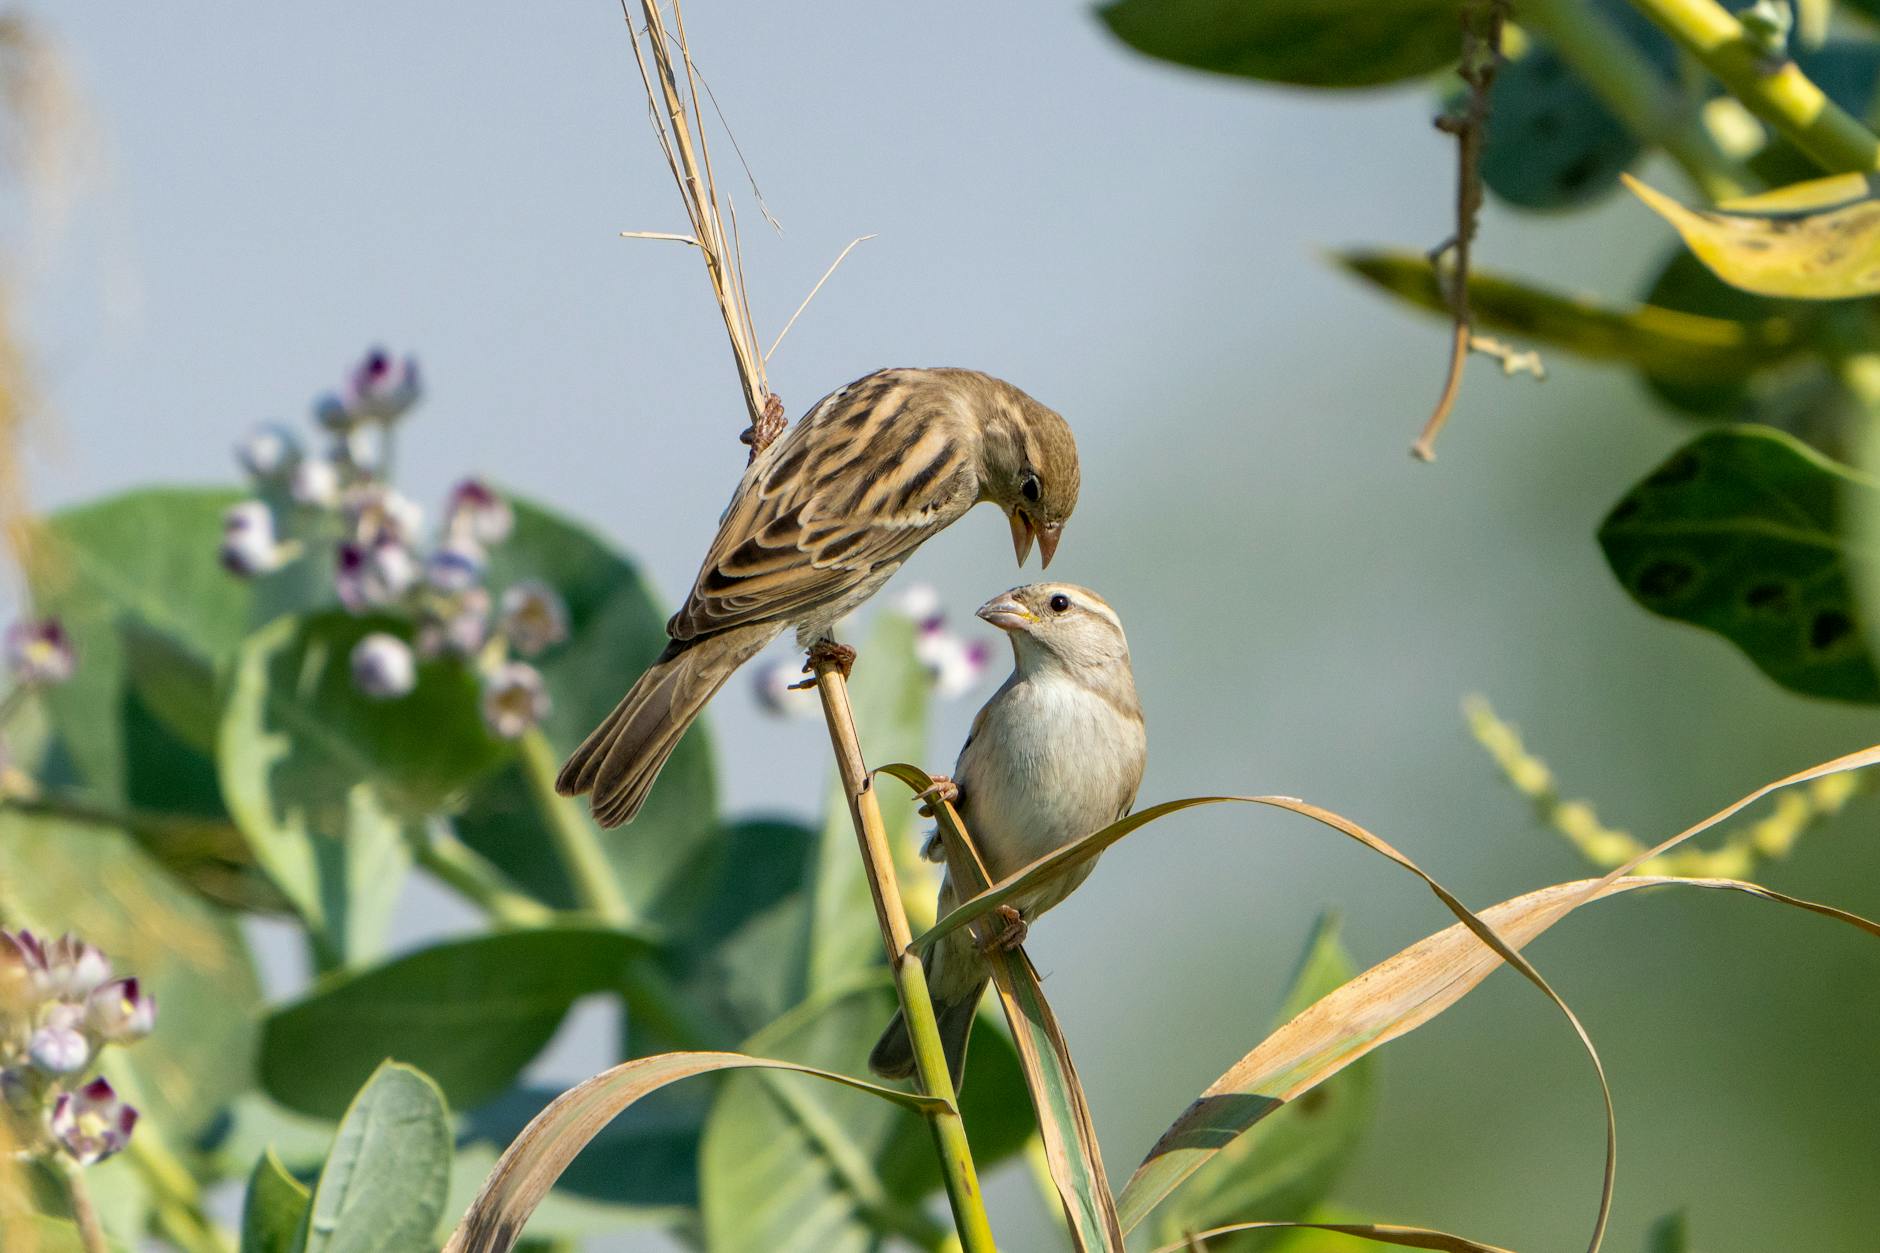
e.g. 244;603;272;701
557;368;1080;828
870;582;1145;1088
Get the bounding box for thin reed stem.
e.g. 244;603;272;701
811;655;998;1253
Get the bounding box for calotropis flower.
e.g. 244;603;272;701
49;1077;138;1166
4;619;76;687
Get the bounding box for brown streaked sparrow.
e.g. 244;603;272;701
557;368;1080;827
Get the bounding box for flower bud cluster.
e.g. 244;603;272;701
0;929;151;1167
221;349;570;739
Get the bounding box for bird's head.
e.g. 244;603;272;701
976;583;1128;673
974;383;1079;568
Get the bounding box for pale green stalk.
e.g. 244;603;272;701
517;727;633;926
1518;0;1749;198
812;658;999;1253
1618;0;1880;171
412;821;557;927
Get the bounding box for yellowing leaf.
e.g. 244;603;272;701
1626;172;1880;299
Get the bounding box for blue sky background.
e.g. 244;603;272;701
20;4;1880;1250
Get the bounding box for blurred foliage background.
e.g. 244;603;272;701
3;2;1880;1251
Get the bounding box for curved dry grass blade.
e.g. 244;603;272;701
880;762;1124;1251
1153;1220;1517;1253
443;1050;945;1253
1118;872;1880;1236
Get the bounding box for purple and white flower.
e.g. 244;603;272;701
49;1077;138;1165
221;502;288;578
350;633;417;700
446;478;513;546
342;485;423;545
416;587;490;660
38;934;111;1002
336;538;419;612
752;656;818;719
499;581;568;657
4;619;75;687
234;424;301;480
343;348;422;422
28;1004;91;1074
289;456;342;509
85;978;156;1043
425;536;485;594
480;662;549;739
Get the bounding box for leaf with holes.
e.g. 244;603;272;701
1097;0;1463;89
1599;426;1880;702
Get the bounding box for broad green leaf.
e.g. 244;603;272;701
28;488;249;801
242;1148;311;1253
456;498;718;922
1598;426;1880;702
1647;1211;1690;1253
443;1051;946;1253
1150;915;1376;1250
699;979;1026;1253
219;612;509;957
1627;172;1880;299
1336;250;1805;383
302;1062;451;1253
0;811;261;1141
807;611;936;995
673;819;820;1039
260;927;651;1119
1097;0;1463;89
1480;43;1640;209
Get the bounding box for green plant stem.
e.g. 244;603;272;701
413;824;557;927
1519;0;1749;199
811;657;998;1253
517;728;633;926
58;1160;108;1253
1618;0;1880;172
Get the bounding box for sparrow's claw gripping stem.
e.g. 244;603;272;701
987;905;1028;952
790;641;857;688
917;774;959;817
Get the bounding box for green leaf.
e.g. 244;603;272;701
1627;171;1880;300
0;810;261;1141
456;498;718;922
1598;426;1880;702
242;1148;312;1253
1151;915;1377;1250
698;979;1024;1253
301;1062;451;1253
1480;47;1637;209
1647;1210;1690;1253
1336;250;1807;382
1634;249;1829;421
807;611;937;994
260;926;651;1119
673;819;820;1038
1097;0;1463;89
219;612;510;957
28;488;251;803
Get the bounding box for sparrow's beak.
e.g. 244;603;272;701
1037;522;1061;569
1009;510;1036;566
976;596;1037;633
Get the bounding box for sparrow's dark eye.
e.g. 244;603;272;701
1020;473;1042;503
1048;593;1071;613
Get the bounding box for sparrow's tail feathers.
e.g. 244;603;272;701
866;979;986;1091
556;625;775;828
